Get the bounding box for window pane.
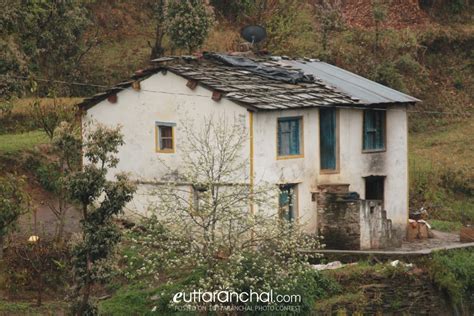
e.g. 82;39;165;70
160;126;172;138
161;138;173;150
290;120;300;155
363;110;385;150
278;118;301;156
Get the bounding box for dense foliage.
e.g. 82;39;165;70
67;125;136;315
166;0;214;53
0;174;29;257
430;249;474;310
0;0;91;96
3;239;71;306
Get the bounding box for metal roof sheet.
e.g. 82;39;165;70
280;60;420;104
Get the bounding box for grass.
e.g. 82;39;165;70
429;220;463;232
98;283;157;316
429;249;474;307
0;300;67;315
11;98;82;115
409;118;474;221
410;119;474;170
0;131;49;153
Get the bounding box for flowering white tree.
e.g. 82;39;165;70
125;117;324;312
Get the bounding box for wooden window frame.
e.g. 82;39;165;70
320;108;340;174
276;116;304;160
155;122;176;153
362;109;386;153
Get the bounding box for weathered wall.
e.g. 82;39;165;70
253;106;409;237
316;184;361;250
84;73;409;240
83;72;250;217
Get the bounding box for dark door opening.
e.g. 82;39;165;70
365;176;385;201
279;184;297;221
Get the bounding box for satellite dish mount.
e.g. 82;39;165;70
240;25;267;49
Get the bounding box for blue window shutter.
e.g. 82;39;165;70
363;110;385;150
290;119;300;155
320;108;336;169
277;121;282;156
364;110;374;150
277;117;301;156
375;111;385;149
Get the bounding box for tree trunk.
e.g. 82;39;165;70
150;25;165;60
77;203;91;316
36;276;43;306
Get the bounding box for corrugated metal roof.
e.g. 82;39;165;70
280;60;420;104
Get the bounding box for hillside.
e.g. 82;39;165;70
78;1;472;127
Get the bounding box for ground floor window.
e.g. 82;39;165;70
279;184;297;221
364;176;385;201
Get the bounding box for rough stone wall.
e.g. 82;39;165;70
317;184;361;250
317;184;400;250
315;270;452;315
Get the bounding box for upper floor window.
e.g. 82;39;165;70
363;110;385;151
319;108;337;171
277;117;303;158
155;122;175;153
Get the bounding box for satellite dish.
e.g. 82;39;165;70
241;25;267;44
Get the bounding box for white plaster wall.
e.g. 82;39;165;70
83;72;250;216
84;71;250;182
84;73;408;237
253;106;408;236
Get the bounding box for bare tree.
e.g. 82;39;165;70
314;0;344;53
151;116;280;266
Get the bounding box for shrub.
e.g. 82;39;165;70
396;54;424;76
429;249;474;307
166;0;214;54
448;0;467;14
0;174;30;258
0;101;13;118
266;3;320;56
372;61;407;92
2;239;71;306
29;97;76;140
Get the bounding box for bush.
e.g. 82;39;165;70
448;0;467;14
429;249;474;307
396;54;424;76
372;61;407;92
123;221;331;314
439;167;474;197
2;239;71;306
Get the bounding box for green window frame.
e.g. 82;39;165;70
277;117;302;157
363;110;385;151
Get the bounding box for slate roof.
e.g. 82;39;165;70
79;53;418;111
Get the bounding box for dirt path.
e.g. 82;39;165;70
15;184;82;240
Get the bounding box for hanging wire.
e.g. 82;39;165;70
1;74;471;116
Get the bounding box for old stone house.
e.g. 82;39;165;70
78;53;419;249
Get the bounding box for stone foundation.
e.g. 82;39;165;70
317;184;399;250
